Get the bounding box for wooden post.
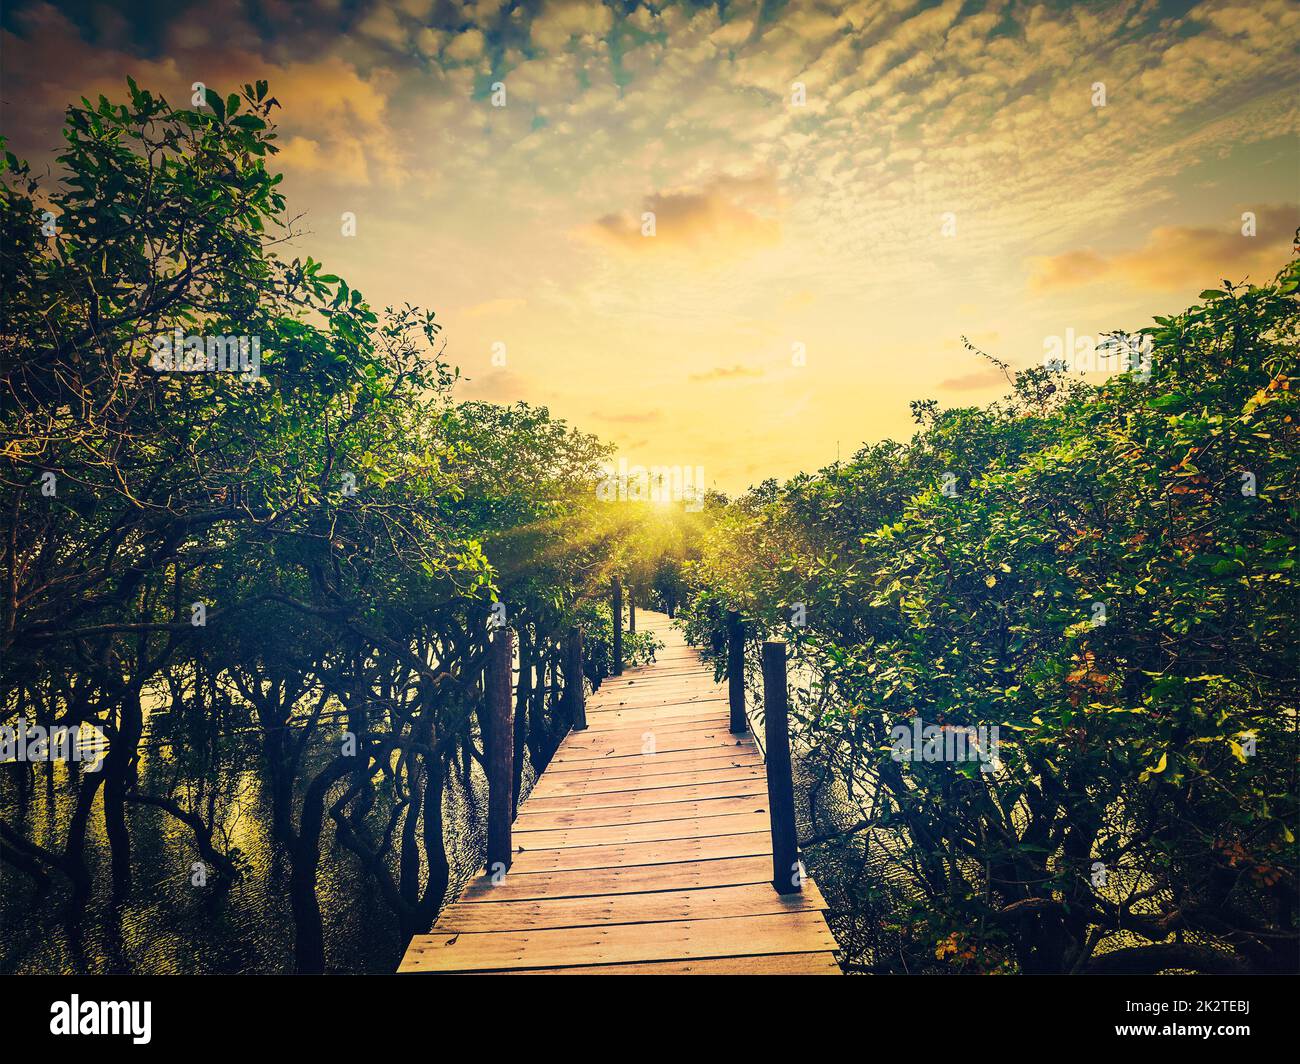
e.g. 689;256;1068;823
612;577;624;676
727;610;747;734
485;627;514;876
567;626;587;731
512;627;530;818
762;641;800;895
629;589;636;632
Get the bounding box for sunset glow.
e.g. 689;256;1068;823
6;0;1295;491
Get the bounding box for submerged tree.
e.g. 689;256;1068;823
0;82;659;973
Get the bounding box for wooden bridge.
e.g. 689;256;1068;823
399;609;841;975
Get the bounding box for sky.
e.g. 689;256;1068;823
3;0;1297;493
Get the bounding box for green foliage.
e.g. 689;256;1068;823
680;260;1299;974
0;82;647;973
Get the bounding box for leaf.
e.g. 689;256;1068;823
203;88;225;122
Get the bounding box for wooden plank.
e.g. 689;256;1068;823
482;953;841;975
399;911;837;972
435;882;828;932
556;725;751;750
594;664;714;681
546;741;759;772
567;712;727;735
518;777;766;812
571;714;729;738
590;678;721;695
511;830;771;874
512;811;770;850
514;793;770;830
527;765;764;799
544;733;753;763
583;707;725;727
458;854;776;902
568;710;726;730
548;733;754;763
539;748;763;783
589;681;717;696
585;696;726;718
604;654;707;666
590;684;722;700
596;670;715;686
591;674;716;689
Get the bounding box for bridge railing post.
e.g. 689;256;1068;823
762;640;801;895
727;610;747;734
567;625;587;731
612;577;624;676
485;626;514;877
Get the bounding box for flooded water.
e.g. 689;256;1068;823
0;732;532;974
4;625;832;974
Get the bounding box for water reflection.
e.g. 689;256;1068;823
1;734;527;974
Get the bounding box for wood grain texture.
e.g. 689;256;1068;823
435;882;828;932
512;810;771;849
513;793;769;830
399;911;836;972
479;953;842;975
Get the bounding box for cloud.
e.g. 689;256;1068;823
0;6;405;187
446;28;486;61
689;364;764;382
10;0;1297;496
1028;205;1300;292
277;134;376;184
416;27;448;56
262;55;403;185
530;0;614;52
937;368;1010;391
357;4;408;49
582;172;782;261
457;368;531;401
1026;249;1111;293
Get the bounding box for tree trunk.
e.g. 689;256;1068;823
102;685;143;899
290;756;352;974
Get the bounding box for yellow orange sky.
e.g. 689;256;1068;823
4;0;1297;492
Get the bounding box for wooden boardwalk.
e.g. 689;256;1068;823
399;611;841;974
